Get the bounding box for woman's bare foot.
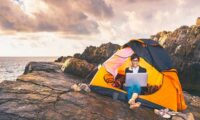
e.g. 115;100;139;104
128;93;138;105
130;102;141;109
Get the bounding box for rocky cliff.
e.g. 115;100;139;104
73;42;120;64
151;22;200;95
0;62;199;119
57;42;120;81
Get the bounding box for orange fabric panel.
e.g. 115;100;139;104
162;71;187;111
139;74;178;111
139;58;163;86
139;70;187;111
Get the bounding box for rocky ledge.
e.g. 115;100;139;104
0;62;200;120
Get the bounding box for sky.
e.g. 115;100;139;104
0;0;199;56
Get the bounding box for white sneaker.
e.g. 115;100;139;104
154;109;171;119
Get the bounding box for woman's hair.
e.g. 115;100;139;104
130;54;140;61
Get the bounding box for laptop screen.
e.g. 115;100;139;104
125;73;148;87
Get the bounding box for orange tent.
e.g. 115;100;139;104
90;39;187;111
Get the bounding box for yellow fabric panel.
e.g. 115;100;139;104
162;71;187;111
139;58;163;86
139;74;178;111
90;66;127;93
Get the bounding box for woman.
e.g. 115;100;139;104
125;54;146;109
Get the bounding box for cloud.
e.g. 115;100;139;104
74;0;113;19
1;0;200;56
105;0;200;36
0;0;35;32
0;0;113;34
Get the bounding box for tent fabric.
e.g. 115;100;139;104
103;55;128;78
115;47;134;58
89;66;126;93
139;70;187;111
116;57;163;86
123;39;173;71
103;47;133;78
147;46;173;71
124;39;161;47
90;65;186;111
89;39;187;112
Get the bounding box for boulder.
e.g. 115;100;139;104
75;42;120;64
62;58;95;79
24;62;62;74
56;43;120;81
54;56;72;63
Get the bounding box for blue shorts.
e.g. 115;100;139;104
124;81;141;100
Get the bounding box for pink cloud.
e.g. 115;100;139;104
0;0;113;34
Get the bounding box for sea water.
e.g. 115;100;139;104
0;57;56;83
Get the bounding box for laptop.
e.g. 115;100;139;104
125;73;148;87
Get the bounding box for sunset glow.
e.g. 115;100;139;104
0;0;199;56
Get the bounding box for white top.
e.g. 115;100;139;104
129;66;139;73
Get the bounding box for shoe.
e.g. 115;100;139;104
154;109;171;119
79;83;91;92
71;84;81;92
167;111;179;116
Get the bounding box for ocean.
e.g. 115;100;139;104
0;57;57;83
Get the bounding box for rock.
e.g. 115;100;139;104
61;58;95;79
172;116;184;120
0;62;199;119
75;42;120;64
172;112;195;120
151;23;200;95
0;70;81;119
196;17;200;26
54;56;72;63
24;62;62;74
0;62;164;119
55;43;119;81
151;31;172;45
73;53;81;59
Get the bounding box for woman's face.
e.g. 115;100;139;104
131;58;139;68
